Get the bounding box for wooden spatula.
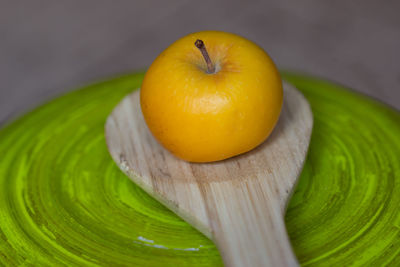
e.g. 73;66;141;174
105;81;313;267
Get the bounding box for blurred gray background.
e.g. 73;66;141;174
1;0;399;125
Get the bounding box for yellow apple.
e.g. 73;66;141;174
140;31;283;162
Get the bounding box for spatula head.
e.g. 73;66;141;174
105;81;312;238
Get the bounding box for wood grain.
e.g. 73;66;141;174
105;82;313;266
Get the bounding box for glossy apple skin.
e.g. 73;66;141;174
140;31;283;162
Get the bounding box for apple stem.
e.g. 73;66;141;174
195;39;215;74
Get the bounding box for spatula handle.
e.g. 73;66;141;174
203;180;298;267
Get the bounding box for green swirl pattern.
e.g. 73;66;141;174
0;72;399;266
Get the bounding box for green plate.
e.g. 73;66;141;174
0;72;399;266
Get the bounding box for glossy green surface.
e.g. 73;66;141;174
0;72;399;266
